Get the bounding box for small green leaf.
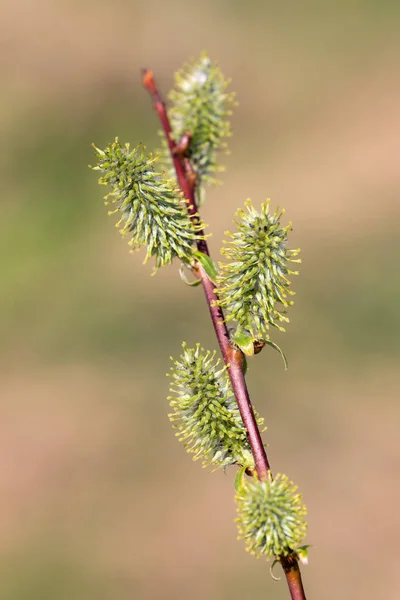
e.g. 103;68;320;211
234;466;247;492
179;264;201;287
194;251;219;284
297;545;311;565
232;330;254;357
264;340;288;370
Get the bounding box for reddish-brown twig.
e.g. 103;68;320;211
142;68;307;600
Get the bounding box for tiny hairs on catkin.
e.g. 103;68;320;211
92;139;205;270
168;343;264;470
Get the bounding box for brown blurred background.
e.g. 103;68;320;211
1;1;400;599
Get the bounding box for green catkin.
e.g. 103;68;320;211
217;199;301;340
168;343;264;470
159;53;235;204
236;474;307;559
92;139;205;270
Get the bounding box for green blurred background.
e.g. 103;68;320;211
2;1;400;598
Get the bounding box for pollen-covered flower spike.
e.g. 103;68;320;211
216;199;301;342
91;139;205;270
168;343;264;470
160;53;236;204
236;472;307;560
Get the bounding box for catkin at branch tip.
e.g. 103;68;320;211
158;52;236;205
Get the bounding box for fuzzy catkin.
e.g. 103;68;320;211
168;343;264;470
217;199;301;340
92;139;205;270
159;53;235;203
236;474;307;559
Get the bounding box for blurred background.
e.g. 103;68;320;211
1;1;400;598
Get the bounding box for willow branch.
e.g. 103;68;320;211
142;68;307;600
142;67;269;478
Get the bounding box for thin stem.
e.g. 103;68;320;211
142;68;307;600
199;267;271;476
281;555;308;600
